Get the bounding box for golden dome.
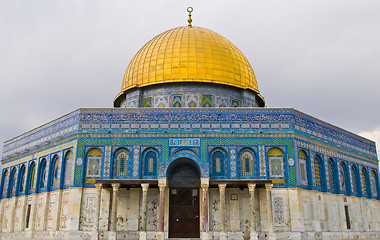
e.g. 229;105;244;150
114;26;264;105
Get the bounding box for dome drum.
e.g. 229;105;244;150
116;82;264;108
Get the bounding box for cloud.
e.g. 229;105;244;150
359;127;380;158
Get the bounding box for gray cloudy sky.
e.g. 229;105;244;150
1;0;380;158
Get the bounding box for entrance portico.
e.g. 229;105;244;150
95;178;274;240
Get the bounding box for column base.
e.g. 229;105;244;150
109;231;117;240
250;232;258;240
157;231;165;240
267;233;276;240
201;232;210;240
90;232;99;240
139;231;147;240
220;232;228;240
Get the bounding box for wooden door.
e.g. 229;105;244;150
169;188;200;238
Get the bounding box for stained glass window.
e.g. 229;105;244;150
351;166;359;195
9;168;17;197
1;170;8;197
143;150;157;177
29;163;36;191
39;160;47;190
314;157;321;187
240;150;254;177
339;164;347;193
361;169;367;196
212;150;225;177
51;156;59;188
115;150;129;177
18;165;26;194
371;171;377;198
328;160;336;192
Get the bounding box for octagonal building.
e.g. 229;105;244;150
1;16;380;240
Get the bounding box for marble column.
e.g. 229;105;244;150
201;178;210;240
265;184;276;240
248;184;258;240
218;184;227;240
157;178;167;240
139;183;149;240
91;183;102;240
109;183;120;240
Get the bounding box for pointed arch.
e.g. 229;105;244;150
37;158;47;191
8;167;17;197
298;150;309;186
339;163;348;194
62;151;73;188
86;148;103;178
210;148;227;177
239;148;255;178
351;165;360;196
17;164;26;195
370;170;378;198
328;159;337;193
27;161;36;193
114;148;130;177
361;168;369;198
49;155;59;189
142;148;159;178
268;147;285;178
1;169;9;198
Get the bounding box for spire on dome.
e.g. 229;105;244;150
187;7;193;27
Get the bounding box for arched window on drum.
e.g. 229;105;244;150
115;149;130;177
361;168;369;198
299;150;308;186
268;148;285;179
86;148;103;178
142;149;158;177
211;149;226;177
63;151;73;188
1;170;9;198
370;171;378;198
8;167;17;197
239;149;255;178
17;164;26;195
328;159;337;193
339;163;348;194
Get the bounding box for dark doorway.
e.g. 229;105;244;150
167;159;200;238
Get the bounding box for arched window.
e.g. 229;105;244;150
1;170;9;198
268;148;284;178
351;166;360;195
211;149;226;177
328;159;337;192
299;150;308;186
49;155;59;189
370;171;378;198
8;167;17;197
142;149;158;177
86;148;103;178
38;159;47;191
17;164;26;195
239;149;254;177
314;156;322;187
27;162;36;192
63;151;73;188
339;163;348;194
361;168;369;197
115;149;130;177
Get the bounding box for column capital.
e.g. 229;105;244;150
265;183;273;192
158;177;167;188
95;183;103;190
201;178;209;191
111;183;120;191
248;183;256;192
218;183;227;192
141;183;149;192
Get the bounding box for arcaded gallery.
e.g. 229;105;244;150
1;8;380;240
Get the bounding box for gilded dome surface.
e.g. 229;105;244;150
114;26;263;105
